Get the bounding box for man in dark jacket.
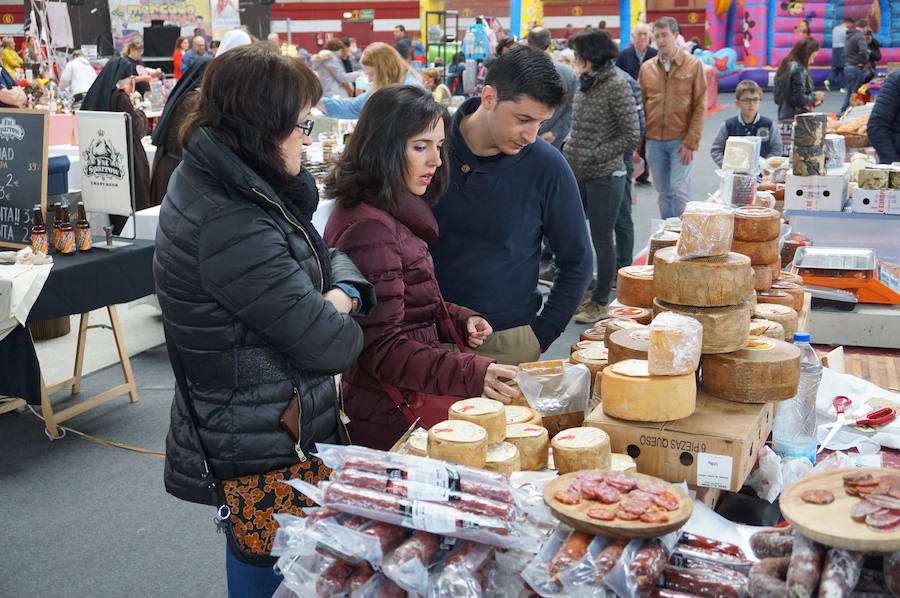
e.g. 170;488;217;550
842;20;871;114
868;68;900;163
431;46;593;364
527;27;576;149
616;22;656;184
393;24;411;62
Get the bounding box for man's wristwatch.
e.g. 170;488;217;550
334;283;361;313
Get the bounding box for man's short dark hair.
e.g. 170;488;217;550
526;28;552;51
395;24;405;32
484;45;564;108
857;19;868;28
843;17;855;23
653;17;679;34
568;29;619;71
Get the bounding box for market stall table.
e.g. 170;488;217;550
0;240;155;438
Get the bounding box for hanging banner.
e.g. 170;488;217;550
75;111;133;218
108;0;213;53
211;0;241;41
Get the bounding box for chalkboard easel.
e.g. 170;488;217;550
0;108;49;249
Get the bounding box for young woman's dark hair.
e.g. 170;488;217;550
484;45;564;108
776;36;820;79
180;43;322;187
495;36;516;55
568;28;619;72
325;85;450;215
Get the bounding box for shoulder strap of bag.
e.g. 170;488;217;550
438;296;468;354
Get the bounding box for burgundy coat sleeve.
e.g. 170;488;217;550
332;217;493;397
437;301;481;348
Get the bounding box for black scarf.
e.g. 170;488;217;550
578;62;613;92
151;55;212;147
80;56;135;112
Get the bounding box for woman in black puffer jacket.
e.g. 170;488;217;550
773;37;824;156
153;43;374;597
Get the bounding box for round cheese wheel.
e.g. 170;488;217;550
606;306;652;325
428;420;488;467
733;206;781;241
652;298;750;354
407;432;428;457
504;405;541;427
767;258;783;279
749;318;786;341
611;453;638;473
648;231;679;265
571;345;609;382
607;327;649;365
756;288;795;310
505;423;549;471
484;442;521;477
774;271;804;286
744;288;758;312
605;318;647;336
771;281;804;312
570;339;604;355
654;247;752;307
580;327;605;342
448;398;506;444
753;303;798;341
751;265;774;291
551;427;611;475
616;265;655;308
600;359;696;422
700;337;802;403
731;239;780;265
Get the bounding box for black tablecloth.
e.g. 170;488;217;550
1;240;155;405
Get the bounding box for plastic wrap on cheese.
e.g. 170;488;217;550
824;134;846;170
648;311;703;376
722;136;762;175
674;202;735;259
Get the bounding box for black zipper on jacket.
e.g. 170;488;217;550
251;187;325;293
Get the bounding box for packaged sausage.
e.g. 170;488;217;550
521;526;581;598
604;535;679;598
675;202;735;259
670;542;753;575
661;562;749;598
556;535;627;598
430;541;496;598
648;312;703;376
382;531;446;596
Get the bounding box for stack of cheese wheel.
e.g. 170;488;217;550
607;327;649;365
606;305;652;325
551;427;611;475
600;359;696;422
505;422;550;470
675;202;735;259
770;281;804;311
700;336;801;403
753;302;798;341
428;420;489;467
732;206;782;281
605;318;647;336
615;265;655;307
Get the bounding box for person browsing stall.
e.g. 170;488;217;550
311;38;358;99
868;69;900;163
710;80;782;167
154;44;374;598
180;35;208;74
59;50;98;105
773;37;823;156
430;46;593;365
527;27;576;149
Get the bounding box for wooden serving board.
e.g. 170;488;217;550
543;471;693;538
781;467;900;552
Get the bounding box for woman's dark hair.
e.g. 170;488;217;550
451;51;466;65
324;38;346;52
496;36;516;55
568;29;619;72
325;85;450;214
776;36;820;78
485;45;565;108
180;43;322;187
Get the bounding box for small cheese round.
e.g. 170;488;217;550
601;359;696;422
551;427;611;475
648;311;703;375
654;247;752;307
700;337;802;403
605;318;647;336
733;206;781;241
571;346;609;388
448;398;506;444
428;420;488;467
751;265;774;291
580;327;605;342
749;318;786;341
616;265;655;308
753;303;798;341
505;423;549;470
607;327;650;365
648;230;680;265
732;239;780;265
756;288;795;310
570;339;604;355
774;271;804;286
652;298;750;354
606;306;652;325
484;442;520;477
407;431;428;457
611;453;638;473
504;405;541;427
771;281;804;312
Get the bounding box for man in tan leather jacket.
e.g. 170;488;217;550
638;17;707;219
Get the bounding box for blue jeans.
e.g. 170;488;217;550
830;47;844;88
646;139;692;219
841;65;865;113
226;545;282;598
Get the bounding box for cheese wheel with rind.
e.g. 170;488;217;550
767;258;783;278
607;328;649;365
731;238;780;265
774;271;804;286
749;318;786;341
551;427;611;475
756;288;795;310
601;359;696;422
752;265;774;291
504;405;541;427
771;281;804;312
407;430;428;457
753;303;798;341
570;339;604;355
448;398;506;444
505;423;549;470
648;231;679;265
580;327;605;342
733;206;781;242
676;202;735;259
428;420;488;467
605;318;647;336
700;337;801;403
484;442;520;477
654;247;753;307
652;298;750;354
648;311;703;375
615;265;655;308
571;347;609;390
606;306;652;325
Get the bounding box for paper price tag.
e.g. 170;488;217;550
410;501;457;534
849;453;883;469
696;452;734;490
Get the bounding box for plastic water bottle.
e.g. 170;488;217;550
772;332;822;463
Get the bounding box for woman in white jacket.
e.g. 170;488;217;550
311;38;358;98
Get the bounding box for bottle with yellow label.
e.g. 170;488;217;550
57;204;76;255
30;204;48;254
75;201;92;252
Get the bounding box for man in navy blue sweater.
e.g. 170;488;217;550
431;46;593;365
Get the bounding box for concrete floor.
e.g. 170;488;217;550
0;90;849;598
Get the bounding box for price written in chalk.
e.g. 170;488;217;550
0;109;49;249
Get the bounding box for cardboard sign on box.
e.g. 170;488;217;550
851;188;900;214
584;392;774;492
784;166;850;212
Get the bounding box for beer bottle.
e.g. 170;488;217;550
57;204;76;255
31;204;48;254
52;201;63;252
75;202;92;252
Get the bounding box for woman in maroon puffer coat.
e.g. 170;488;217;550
324;85;520;450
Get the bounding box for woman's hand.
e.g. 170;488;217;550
466;316;492;348
324;288;353;313
814;91;825;106
483;363;520;404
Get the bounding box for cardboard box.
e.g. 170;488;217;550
851;188;900;214
584;392;774;492
784;166;850;212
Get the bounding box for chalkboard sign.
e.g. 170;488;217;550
0;109;48;249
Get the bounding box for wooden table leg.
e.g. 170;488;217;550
71;312;89;395
107;305;139;404
39;373;61;439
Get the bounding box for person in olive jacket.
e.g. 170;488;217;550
153;44;374;597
